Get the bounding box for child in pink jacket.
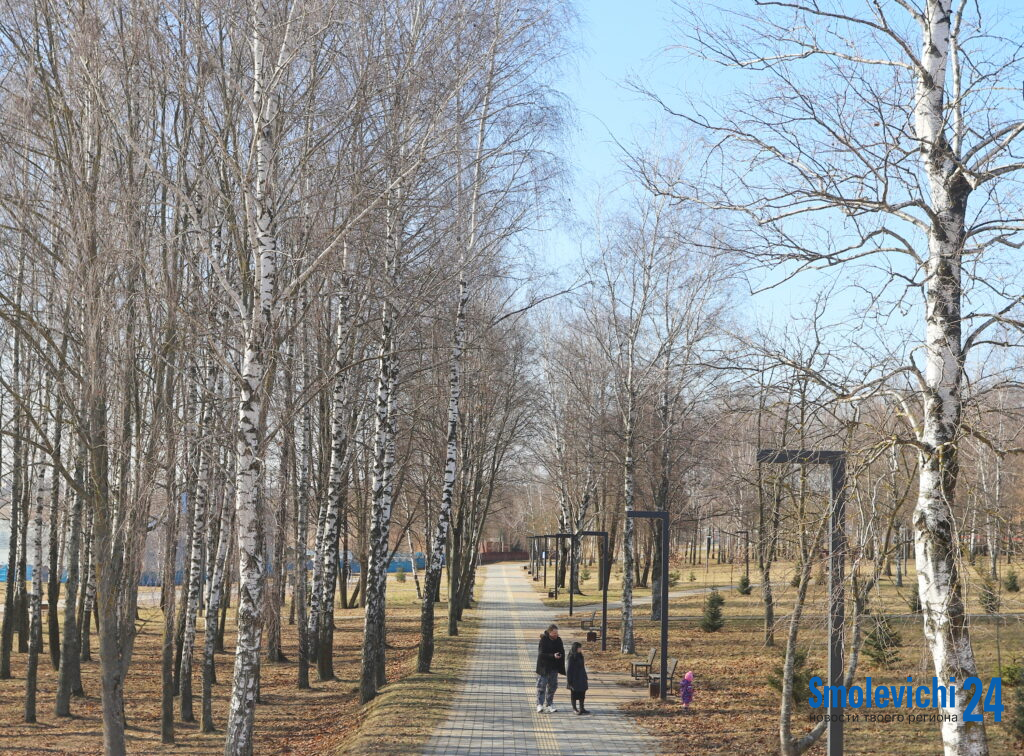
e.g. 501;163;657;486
679;670;694;709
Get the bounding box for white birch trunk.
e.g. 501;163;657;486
180;425;211;722
572;474;593;595
359;317;398;703
912;3;986;753
224;7;279;749
418;276;466;673
314;279;352;680
25;448;48;723
306;491;328;664
202;488;234;732
80;509;95;662
295;383;311;689
620;379;636;654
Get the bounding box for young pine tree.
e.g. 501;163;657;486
700;591;725;633
863;615;902;669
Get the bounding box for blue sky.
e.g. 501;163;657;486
545;0;844;328
544;0;677;266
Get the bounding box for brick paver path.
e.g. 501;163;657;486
424;562;659;756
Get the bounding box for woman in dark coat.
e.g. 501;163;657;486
566;642;590;714
535;624;565;712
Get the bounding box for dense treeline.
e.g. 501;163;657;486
0;0;568;753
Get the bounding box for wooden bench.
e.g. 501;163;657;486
648;657;679;691
630;647;657;679
579;610;597;630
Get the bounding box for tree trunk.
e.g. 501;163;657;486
160;481;179;744
620;385;636;654
173;490;193;693
296;395;311;689
47;403;64;672
79;510;94;663
202;493;235;732
418;277;465;673
911;4;987;754
56;445;86;716
0;409;23;679
17;477;29;653
25;447;47;723
223;16;278;749
180;430;212;723
360;322;397;704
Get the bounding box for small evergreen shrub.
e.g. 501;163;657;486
1010;681;1024;744
395;566;407;583
907;589;923;614
580;567;591;583
1004;569;1020;593
768;649;818;704
668;570;680;588
700;590;725;633
863;614;903;669
1000;661;1023;687
790;573;801;588
737;574;753;595
688;571;697;582
980;576;1000;614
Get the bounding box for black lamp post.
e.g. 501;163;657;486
626;510;669;700
577;530;609;651
737;529;749;579
757;449;846;756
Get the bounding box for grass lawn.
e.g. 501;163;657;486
0;573;474;755
549;558;1024;755
335;599;482;754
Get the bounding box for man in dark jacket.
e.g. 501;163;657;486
535;624;565;712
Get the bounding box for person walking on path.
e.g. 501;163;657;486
566;641;590;715
536;623;565;713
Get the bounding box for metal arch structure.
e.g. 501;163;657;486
528;534;558;588
757;449;847;756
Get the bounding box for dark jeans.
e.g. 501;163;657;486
536;670;558;706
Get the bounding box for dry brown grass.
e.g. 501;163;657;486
336;609;482;755
553;560;1024;755
0;575;470;755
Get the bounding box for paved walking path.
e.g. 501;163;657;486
424;563;659;756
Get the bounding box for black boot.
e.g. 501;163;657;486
572;698;578;713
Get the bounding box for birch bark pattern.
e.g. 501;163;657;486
295;381;311;689
620;375;636;654
25;448;48;723
418;276;466;673
180;416;211;722
911;3;986;753
203;490;234;731
314;280;352;681
359;316;398;704
223;5;279;749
